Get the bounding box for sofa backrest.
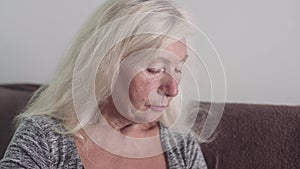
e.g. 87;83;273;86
198;102;300;169
0;84;40;158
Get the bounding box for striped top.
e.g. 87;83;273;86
0;115;207;169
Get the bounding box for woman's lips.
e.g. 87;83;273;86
148;105;168;112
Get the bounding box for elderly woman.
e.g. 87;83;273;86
0;0;207;168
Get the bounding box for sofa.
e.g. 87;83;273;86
1;84;300;169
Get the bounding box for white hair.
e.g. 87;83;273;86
16;0;192;136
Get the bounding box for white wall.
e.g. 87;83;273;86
0;0;299;105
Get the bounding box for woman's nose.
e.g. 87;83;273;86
159;73;179;97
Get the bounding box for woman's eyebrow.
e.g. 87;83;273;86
154;54;188;64
175;54;188;64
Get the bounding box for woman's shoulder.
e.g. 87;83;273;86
14;115;76;154
18;115;80;156
0;115;82;168
21;114;62;129
17;115;65;139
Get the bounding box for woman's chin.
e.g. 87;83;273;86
131;109;165;123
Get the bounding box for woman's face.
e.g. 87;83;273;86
111;40;187;123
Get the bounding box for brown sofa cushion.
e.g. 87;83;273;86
0;84;40;158
198;102;300;169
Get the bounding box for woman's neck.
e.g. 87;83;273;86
100;98;159;137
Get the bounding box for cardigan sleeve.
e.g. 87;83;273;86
0;117;51;168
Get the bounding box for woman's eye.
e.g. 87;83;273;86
146;68;164;74
175;69;182;74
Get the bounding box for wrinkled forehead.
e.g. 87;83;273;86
123;39;187;66
164;39;187;60
121;47;187;70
